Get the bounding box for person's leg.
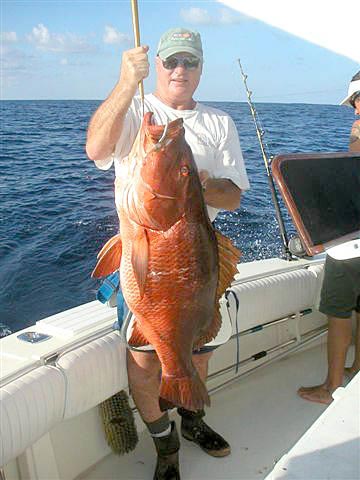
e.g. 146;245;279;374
127;349;180;480
343;261;360;377
178;351;231;457
127;349;163;422
127;349;213;419
297;315;352;404
345;312;360;377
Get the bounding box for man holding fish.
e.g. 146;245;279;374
86;28;249;480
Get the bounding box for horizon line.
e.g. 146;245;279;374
0;98;341;106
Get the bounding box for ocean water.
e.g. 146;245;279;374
0;100;354;334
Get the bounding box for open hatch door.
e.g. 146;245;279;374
271;152;360;258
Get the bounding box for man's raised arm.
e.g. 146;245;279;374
86;46;149;162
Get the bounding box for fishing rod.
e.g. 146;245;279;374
237;59;293;261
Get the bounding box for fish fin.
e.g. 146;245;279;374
159;372;210;412
97;233;122;259
91;234;122;278
193;310;222;350
194;231;241;348
215;230;241;300
128;321;150;347
131;227;149;299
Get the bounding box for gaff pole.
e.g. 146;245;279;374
238;59;292;260
130;0;145;116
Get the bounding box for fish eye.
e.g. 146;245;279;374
180;166;190;176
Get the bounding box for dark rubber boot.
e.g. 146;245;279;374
152;421;180;480
178;408;231;457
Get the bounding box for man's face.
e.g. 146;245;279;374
155;52;202;103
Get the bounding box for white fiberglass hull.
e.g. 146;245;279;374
2;255;357;480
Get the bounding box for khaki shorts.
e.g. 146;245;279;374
319;255;360;318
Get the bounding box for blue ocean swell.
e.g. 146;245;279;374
0;100;354;333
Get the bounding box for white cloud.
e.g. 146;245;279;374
1;31;18;44
0;45;30;71
27;23;95;54
0;44;34;87
180;8;213;25
103;25;130;45
180;7;244;25
30;24;49;45
60;58;68;65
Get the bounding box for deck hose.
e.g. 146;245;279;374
99;390;138;455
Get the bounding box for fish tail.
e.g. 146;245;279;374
159;372;210;412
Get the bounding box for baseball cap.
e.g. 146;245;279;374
340;71;360;107
157;27;203;61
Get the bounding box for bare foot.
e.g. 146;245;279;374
297;385;333;405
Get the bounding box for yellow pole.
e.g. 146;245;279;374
130;0;144;111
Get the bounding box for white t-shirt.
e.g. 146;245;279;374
95;93;250;221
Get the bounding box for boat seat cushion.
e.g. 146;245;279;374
0;366;65;467
56;331;127;420
226;266;323;333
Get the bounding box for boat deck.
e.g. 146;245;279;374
79;341;357;480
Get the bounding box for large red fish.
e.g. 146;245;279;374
92;112;240;411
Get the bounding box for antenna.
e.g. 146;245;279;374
238;59;293;260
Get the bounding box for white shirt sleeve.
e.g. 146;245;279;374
93;154;114;171
213;115;250;191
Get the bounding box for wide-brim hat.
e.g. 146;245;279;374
340;72;360;107
157;27;203;61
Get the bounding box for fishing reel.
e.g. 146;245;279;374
288;235;307;258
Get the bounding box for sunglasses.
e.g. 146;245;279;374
162;56;200;71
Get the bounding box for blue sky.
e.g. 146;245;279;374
1;0;358;103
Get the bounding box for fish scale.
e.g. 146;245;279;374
121;215;218;350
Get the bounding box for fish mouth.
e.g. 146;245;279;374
120;113;185;230
139;174;177;201
123;179;178;231
144;116;184;142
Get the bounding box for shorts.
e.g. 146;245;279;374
319;255;360;318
